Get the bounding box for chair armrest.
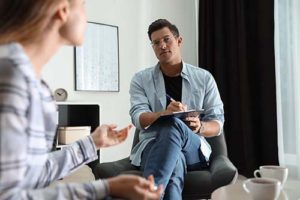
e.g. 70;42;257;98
209;155;238;187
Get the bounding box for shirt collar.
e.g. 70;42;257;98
154;61;189;78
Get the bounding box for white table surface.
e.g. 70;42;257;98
212;178;300;200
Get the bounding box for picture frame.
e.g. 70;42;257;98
74;22;119;92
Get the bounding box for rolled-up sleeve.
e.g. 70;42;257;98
202;72;224;124
129;73;152;130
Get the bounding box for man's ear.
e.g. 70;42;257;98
55;0;70;24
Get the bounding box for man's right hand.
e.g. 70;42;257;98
139;100;187;129
166;100;187;112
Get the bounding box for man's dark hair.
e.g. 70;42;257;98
147;19;179;41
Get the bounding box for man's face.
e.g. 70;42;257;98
150;27;182;65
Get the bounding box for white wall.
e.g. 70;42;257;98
42;0;198;163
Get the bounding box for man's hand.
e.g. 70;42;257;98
107;174;163;200
166;100;187;112
91;124;133;149
139;101;187;128
185;116;201;133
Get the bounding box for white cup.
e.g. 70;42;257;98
243;178;281;200
254;165;288;187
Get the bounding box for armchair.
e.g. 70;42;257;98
92;129;238;199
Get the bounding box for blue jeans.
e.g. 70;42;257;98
140;117;207;200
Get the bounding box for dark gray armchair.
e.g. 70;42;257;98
92;129;238;199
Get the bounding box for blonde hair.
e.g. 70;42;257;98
0;0;68;44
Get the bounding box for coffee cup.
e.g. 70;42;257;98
243;178;281;200
254;165;288;187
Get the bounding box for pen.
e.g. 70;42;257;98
166;94;175;102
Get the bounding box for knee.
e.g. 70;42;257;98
158;117;187;133
164;117;185;127
165;118;189;138
154;118;190;148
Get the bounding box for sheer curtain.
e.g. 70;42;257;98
275;0;300;179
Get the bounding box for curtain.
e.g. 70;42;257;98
274;0;300;179
198;0;279;177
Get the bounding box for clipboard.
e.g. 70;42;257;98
159;109;204;120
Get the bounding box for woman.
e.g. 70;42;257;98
0;0;162;199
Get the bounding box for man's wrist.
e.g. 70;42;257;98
199;121;205;135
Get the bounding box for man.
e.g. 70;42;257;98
129;19;224;199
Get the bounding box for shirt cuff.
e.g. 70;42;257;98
212;120;223;136
92;179;110;199
78;135;98;163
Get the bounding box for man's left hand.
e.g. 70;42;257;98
184;117;201;133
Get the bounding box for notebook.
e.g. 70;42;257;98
159;109;204;120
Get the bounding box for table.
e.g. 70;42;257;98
211;179;300;200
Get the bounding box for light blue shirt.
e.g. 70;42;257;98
129;62;224;166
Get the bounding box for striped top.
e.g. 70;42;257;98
0;43;108;199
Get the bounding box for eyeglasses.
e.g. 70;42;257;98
151;36;176;48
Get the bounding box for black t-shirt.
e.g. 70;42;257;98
163;73;182;107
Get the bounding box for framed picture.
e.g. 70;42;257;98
74;22;119;91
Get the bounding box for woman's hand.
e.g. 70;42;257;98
107;174;163;200
91;124;133;149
